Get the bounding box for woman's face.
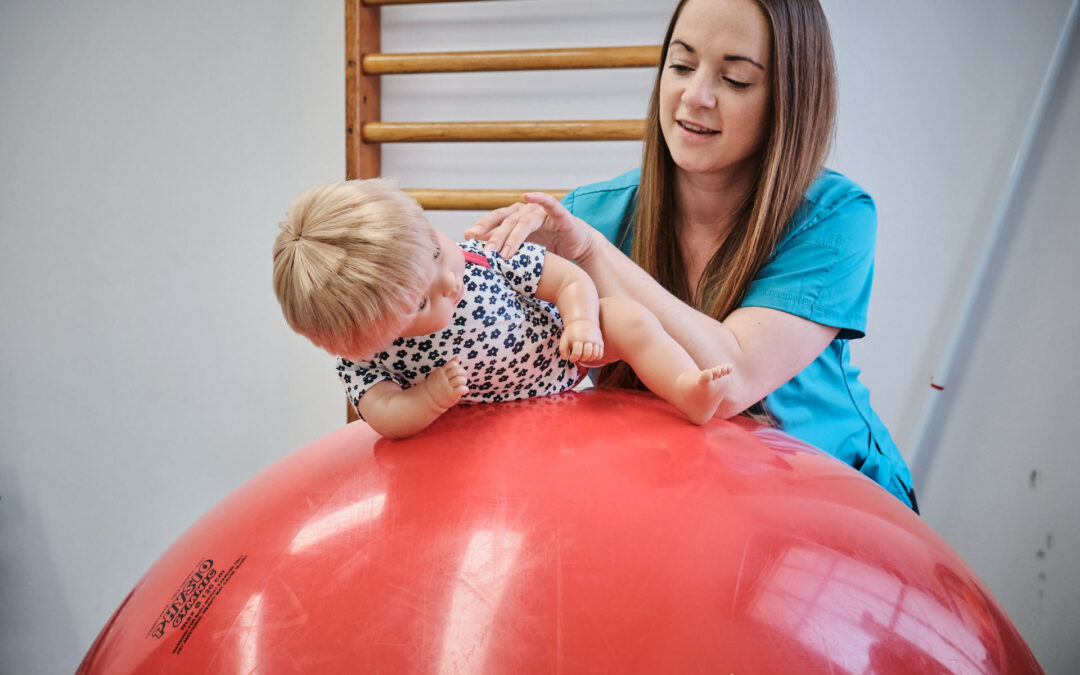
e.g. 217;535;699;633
659;0;772;185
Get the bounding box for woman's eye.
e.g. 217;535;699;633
724;77;751;90
668;64;693;73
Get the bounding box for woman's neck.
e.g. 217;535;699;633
672;168;756;287
672;168;754;236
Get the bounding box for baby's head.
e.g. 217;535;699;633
272;178;436;361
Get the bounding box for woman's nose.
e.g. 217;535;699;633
683;72;716;108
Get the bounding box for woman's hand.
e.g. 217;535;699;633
464;192;596;262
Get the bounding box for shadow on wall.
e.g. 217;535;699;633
0;462;82;674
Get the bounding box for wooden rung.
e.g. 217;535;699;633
363;0;499;5
405;189;568;211
363;46;661;75
363;120;643;143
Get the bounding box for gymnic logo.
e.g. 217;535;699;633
147;558;218;639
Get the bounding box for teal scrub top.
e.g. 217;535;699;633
563;168;916;509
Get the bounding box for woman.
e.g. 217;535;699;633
466;0;917;511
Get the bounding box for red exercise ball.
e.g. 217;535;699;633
78;388;1041;674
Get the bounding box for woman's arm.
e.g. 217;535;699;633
468;194;838;418
579;230;838;417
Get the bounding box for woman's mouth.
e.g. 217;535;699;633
677;120;719;135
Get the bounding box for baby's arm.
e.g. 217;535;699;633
355;357;468;438
535;252;604;363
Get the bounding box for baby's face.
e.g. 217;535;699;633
399;228;466;338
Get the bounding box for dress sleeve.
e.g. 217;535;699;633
740;193;877;340
491;241;547;299
336;355;400;418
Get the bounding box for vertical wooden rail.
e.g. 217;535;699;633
346;0;381;181
345;0;380;423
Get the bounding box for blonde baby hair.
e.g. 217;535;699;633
272;178;434;360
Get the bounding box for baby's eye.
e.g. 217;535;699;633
418;298;428;311
433;245;442;260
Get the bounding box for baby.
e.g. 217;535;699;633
273;179;733;438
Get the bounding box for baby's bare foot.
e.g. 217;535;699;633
674;364;734;425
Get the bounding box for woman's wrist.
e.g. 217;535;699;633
574;225;602;268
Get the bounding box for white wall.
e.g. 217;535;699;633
0;2;346;672
917;10;1080;673
1;1;1076;672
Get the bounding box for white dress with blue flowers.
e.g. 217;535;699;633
337;240;583;417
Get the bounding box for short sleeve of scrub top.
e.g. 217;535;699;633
741;182;876;339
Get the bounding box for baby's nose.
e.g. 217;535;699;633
440;271;457;295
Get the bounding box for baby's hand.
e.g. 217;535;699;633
424;356;469;410
560;320;604;363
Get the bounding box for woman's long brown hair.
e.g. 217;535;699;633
599;0;838;400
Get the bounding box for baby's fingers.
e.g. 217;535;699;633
437;356;462;381
431;357;468;407
581;341;603;363
568;340;584;362
444;369;467;388
449;378;469;398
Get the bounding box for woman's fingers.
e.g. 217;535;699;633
465;203;522;240
522;191;594;262
497;213;542;258
465;202;532;254
466;192;583;259
483;203;546;258
523;191;570;221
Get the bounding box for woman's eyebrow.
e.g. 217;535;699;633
670;39;695;54
725;54;765;71
670;39;764;71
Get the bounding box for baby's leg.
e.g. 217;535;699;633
598;297;733;425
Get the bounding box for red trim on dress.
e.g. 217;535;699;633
463;250;491;268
